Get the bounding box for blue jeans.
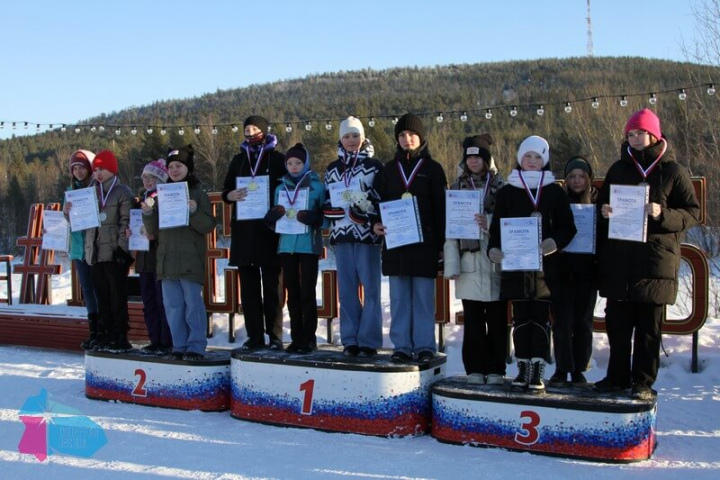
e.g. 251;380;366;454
162;279;208;354
74;259;98;315
389;276;436;355
335;243;382;349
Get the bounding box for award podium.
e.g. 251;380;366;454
85;349;232;411
231;346;446;436
431;376;657;462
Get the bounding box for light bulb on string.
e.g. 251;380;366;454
74;127;81;133
98;125;105;132
60;125;66;132
147;127;153;134
536;105;545;116
90;125;97;132
285;123;292;133
564;102;572;113
115;128;121;136
24;122;28;129
368;117;376;127
620;95;628;107
648;93;657;105
160;128;167;136
49;124;53;129
194;126;200;134
131;126;137;135
36;124;40;132
0;122;4;129
591;97;600;109
231;125;239;133
392;116;399;125
178;127;185;136
436;113;444;123
211;126;218;135
510;106;518;117
12;122;17;129
460;111;468;122
485;109;493;120
325;121;332;130
305;121;312;131
678;89;687;100
707;83;716;95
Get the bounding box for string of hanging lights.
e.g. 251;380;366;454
0;82;715;137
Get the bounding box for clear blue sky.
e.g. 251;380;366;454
0;0;702;140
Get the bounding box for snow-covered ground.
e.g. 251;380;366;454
1;259;719;479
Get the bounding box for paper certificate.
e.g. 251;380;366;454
276;188;309;235
564;204;596;254
379;197;423;250
500;216;542;272
328;177;362;228
42;210;70;252
128;209;150;251
64;187;100;232
608;184;650;243
235;175;270;221
157;182;190;229
445;189;482;240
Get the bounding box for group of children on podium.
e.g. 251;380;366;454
64;107;699;400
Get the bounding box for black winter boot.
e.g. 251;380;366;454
80;313;99;350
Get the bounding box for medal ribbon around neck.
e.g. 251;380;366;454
396;157;424;195
627;139;667;183
248;144;267;179
518;170;545;212
469;173;491;199
98;176;118;210
283;171;311;207
343;150;359;188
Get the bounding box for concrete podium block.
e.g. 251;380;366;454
231;346;446;436
85;349;231;411
431;376;657;462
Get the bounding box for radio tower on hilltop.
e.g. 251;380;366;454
587;0;594;57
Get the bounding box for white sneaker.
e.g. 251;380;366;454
486;374;504;385
466;373;486;384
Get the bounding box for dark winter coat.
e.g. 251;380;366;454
221;135;286;267
488;169;577;300
561;184;599;283
143;180;217;285
596;140;700;304
373;143;447;278
133;189;159;274
84;177;134;265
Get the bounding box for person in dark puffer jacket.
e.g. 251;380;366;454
595;109;700;400
372;113;447;364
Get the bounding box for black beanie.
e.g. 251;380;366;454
167;144;195;173
462;134;493;164
394;113;426;143
564;156;593;179
243;115;269;135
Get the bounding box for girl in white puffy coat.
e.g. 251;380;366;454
443;134;507;385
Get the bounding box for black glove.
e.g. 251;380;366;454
349;204;369;225
264;205;286;225
296;209;321;227
113;247;135;267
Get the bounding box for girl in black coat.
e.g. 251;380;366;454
595;109;700;400
488;136;576;392
222;115;287;351
548;157;598;387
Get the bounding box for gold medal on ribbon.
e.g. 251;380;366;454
341;190;352;202
287;209;297;219
99;212;108;222
145;197;155;207
401;192;413;200
248;182;258;191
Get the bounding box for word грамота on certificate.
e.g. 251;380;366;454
41;210;70;252
608;184;649;243
500;216;542;272
157;182;190;229
564;204;596;254
64;187;100;232
235;175;270;221
380;197;423;250
445;189;482;240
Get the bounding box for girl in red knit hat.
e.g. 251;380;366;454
595;108;700;400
